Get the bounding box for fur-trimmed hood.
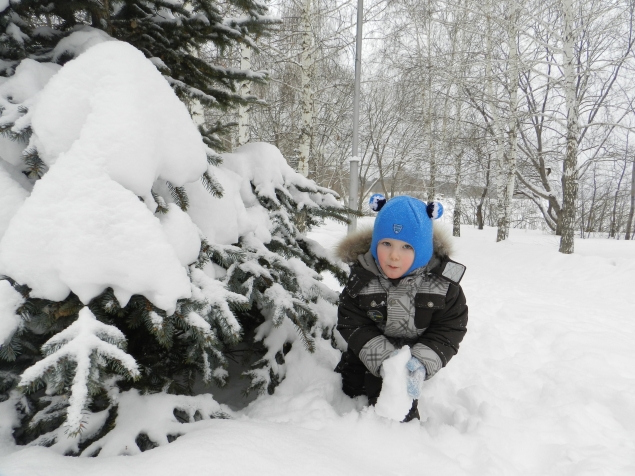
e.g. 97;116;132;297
335;224;454;271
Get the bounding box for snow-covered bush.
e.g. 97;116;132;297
0;39;347;454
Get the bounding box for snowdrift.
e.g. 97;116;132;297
1;222;634;475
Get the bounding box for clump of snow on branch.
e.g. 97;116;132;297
0;59;60;146
223;142;341;211
81;390;232;457
184;142;343;250
23;395;111;455
0;152;192;311
0;58;60;237
189;267;245;339
30;41;207;194
51;26;114;63
184;163;267;246
159;204;201;267
0;40;208;313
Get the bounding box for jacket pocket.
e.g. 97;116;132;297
414;293;445;329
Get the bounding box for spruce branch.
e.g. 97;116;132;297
22;148;47;179
201;171;224;198
151;190;169;214
166;181;189;211
18;308;139;434
0;122;32;143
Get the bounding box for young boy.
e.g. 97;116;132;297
334;195;468;421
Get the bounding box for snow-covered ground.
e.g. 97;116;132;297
1;221;634;476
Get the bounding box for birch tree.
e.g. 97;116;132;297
238;44;252;146
513;0;635;251
482;0;513;241
626;156;635;239
558;0;580;253
297;0;315;177
245;0;357;190
495;0;521;242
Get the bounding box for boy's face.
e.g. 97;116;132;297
376;238;415;279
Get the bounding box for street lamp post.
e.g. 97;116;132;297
348;0;363;234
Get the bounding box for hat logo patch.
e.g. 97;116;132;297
393;224;403;234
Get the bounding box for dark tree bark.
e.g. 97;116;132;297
476;154;492;230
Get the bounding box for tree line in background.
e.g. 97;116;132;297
221;0;635;247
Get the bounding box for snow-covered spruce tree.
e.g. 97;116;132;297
0;0;273;108
0;40;246;451
0;42;348;454
195;143;349;396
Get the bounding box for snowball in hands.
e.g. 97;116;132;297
374;346;413;421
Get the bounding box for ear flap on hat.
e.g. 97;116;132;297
427;201;444;219
369;194;387;212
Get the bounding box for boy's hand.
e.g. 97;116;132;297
406;356;426;399
406;356;423;372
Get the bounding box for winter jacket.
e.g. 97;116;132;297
335;226;468;379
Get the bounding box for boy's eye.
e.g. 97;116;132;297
403;244;413;250
380;241;391;246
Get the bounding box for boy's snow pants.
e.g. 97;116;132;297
334;349;383;404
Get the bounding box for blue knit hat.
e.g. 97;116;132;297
370;195;443;276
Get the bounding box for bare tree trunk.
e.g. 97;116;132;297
610;153;628;238
579;181;586;238
437;36;458;203
426;49;436;200
295;0;315;232
585;168;598;235
453;152;464;237
626;157;635;240
420;0;439;202
597;200;609;235
298;0;314;177
477;153;492;230
559;0;579;254
484;0;507;242
238;44;251;147
496;1;520;242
